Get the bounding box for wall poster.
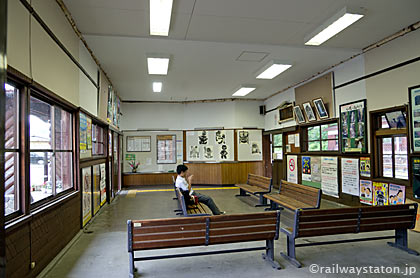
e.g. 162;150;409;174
100;163;107;206
389;184;405;205
87;117;92;150
82;167;92;227
302;156;311;182
341;158;359;196
360;157;371;177
321;157;339;198
340;99;367;153
360;180;373;205
93;165;101;215
157;135;176;164
187;130;234;162
412;157;420;199
287;155;298;184
79;113;87;151
237;129;263;161
126;136;151;152
373;182;388;206
409;85;420;152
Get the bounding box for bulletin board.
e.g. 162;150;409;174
237;129;263;161
186;130;234;162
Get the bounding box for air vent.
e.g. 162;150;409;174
236;51;269;62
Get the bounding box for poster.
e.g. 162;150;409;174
203;145;214;159
82;167;92;226
321;157;339;198
340;99;366;153
79;113;87;151
373;182;388;206
410;86;420;152
341;158;359;196
126;154;135;161
295;134;300;148
412;157;420;199
287;155;298;184
126;136;151;152
389;184;405;205
360;157;371;177
93;165;101;215
100;163;107;206
288;134;295;144
87;117;92;150
302;156;311;182
251;141;261;155
311;157;321;184
360;180;373;205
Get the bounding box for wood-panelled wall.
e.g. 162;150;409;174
122;162;265;186
6;194;80;278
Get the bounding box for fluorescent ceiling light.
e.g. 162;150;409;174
305;7;364;46
153;82;162;92
233;87;256;97
150;0;173;36
256;62;292;79
147;57;169;75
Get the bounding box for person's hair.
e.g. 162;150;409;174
177;164;188;175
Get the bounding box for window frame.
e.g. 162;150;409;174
301;119;339;154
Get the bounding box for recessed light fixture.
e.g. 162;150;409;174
150;0;173;36
147;57;170;75
305;7;364;46
256;61;292;79
153;82;162;92
232;86;256;97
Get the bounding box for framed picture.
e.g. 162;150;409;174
278;104;294;123
293;105;306;124
385;111;406;128
339;99;367;153
313;98;329;119
302;102;316;122
126;136;151;152
409;85;420;152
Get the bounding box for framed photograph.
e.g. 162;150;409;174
313;98;329;119
278;104;294;123
293;105;306;124
302;102;316;122
409;85;420;152
339;99;367;153
385;111;406;128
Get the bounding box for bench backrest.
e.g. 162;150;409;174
172;176;177;199
128;211;280;252
247;174;272;191
292;204;418;238
279;180;321;208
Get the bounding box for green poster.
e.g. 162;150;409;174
126;154;136;161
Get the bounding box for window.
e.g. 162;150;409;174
4;83;19;216
157;135;176;164
305;123;338;152
272;134;283;160
92;124;105;156
373;107;408;180
30;96;73;203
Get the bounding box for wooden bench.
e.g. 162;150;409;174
235;174;272;206
175;187;211;216
281;203;418;268
264;180;322;211
127;211;281;277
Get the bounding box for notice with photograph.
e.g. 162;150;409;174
79;113;87;150
360;157;371;177
302;156;311;182
373;182;389;206
389;184;405;205
287;155;298;184
340;100;366;153
321;157;339;198
360;180;373;205
341;158;359;196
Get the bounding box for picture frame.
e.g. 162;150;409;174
384;110;406;129
313;98;329;119
278;104;295;123
126;136;151;152
339;99;367;153
293;105;306;124
302;102;316;122
409;85;420;153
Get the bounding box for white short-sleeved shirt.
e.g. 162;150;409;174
175;175;193;194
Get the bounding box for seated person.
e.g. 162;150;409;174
176;164;225;215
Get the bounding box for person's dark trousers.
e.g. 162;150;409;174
192;192;221;215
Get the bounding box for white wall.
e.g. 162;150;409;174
120;100;264;130
79;42;99;116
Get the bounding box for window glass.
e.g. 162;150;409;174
5;152;19;215
273;134;282;147
381;138;393;178
56;152;73;193
321;123;338;140
394;137;408;179
308;126;320;141
322;140;339;151
381;115;389;129
30;97;52;149
30;152;53;203
5;84;19;149
308;141;321;151
55;108;72;150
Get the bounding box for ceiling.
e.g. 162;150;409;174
63;0;420;101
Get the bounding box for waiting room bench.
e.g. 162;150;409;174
281;203;418;268
235;173;272;206
264;180;321;211
127;211;281;277
175;187;211;216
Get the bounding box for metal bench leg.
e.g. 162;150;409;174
129;251;137;278
265;201;277;211
281;235;302;268
262;239;281;269
387;229;419;256
255;195;270;207
235;188;251;197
